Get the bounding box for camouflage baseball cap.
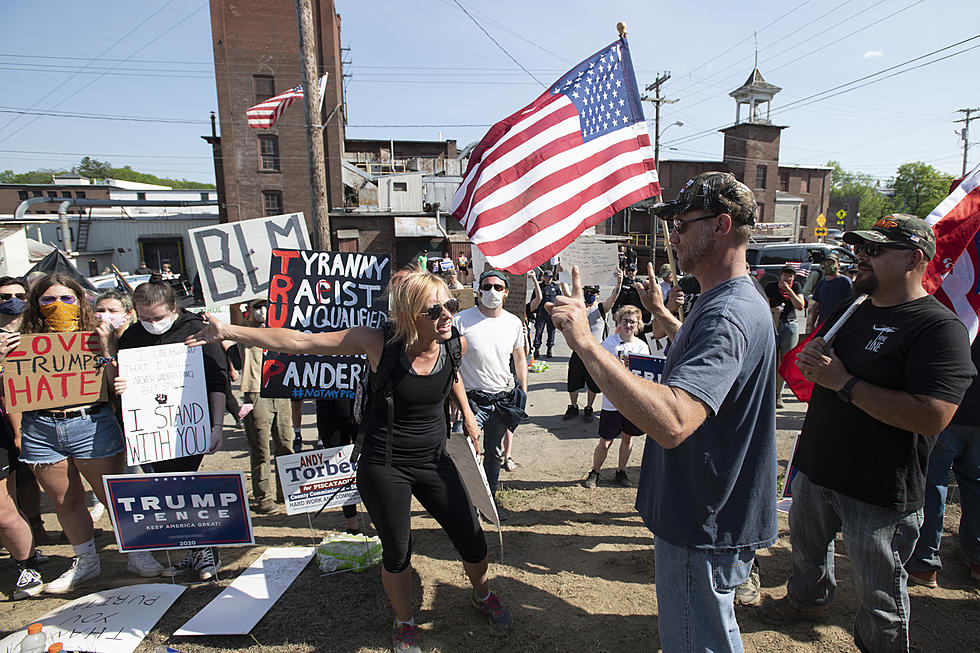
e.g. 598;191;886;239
656;263;672;278
652;171;758;225
842;214;936;260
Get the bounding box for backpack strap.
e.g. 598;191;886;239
442;325;464;432
351;322;400;465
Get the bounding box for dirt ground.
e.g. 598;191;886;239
1;335;978;652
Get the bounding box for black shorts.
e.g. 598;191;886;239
0;443;10;481
567;352;600;394
597;410;643;440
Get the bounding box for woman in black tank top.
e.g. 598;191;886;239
187;270;513;651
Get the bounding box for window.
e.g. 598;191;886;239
61;191;71;198
258;135;280;171
392;181;408;192
800;172;810;194
843;202;849;213
262;190;283;216
76;191;86;199
779;171;789;191
757;203;765;222
800;204;808;226
759;246;801;265
136;192;146;201
32;191;42;198
200;192;209;201
46;191;57;198
17;191;28;201
755;165;767;189
254;75;275;104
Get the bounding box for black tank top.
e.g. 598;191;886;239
361;342;452;465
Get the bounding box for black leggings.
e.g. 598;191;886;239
317;399;358;519
357;452;487;573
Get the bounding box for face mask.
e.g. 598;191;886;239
480;289;504;309
141;314;175;335
0;297;25;316
252;307;267;324
40;301;80;333
98;312;129;330
584;293;597;305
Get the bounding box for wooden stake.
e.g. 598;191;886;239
660;218;685;320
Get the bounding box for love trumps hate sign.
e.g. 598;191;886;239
261;249;390;400
3;332;107;413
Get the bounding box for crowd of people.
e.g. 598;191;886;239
0;170;976;653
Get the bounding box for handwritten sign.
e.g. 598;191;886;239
261;249;390;400
450;287;476;310
3;332;107;413
557;237;619;288
628;353;667;383
117;343;209;466
276;445;359;515
0;584;185;653
189;212;311;307
103;472;253;552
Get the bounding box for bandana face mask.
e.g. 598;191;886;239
40;301;80;333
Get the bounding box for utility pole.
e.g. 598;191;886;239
641;73;677;277
295;0;331;249
955;108;979;177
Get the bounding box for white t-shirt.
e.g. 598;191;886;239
600;332;650;411
453;306;524;393
586;304;606;341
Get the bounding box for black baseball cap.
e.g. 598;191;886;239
478;270;509;287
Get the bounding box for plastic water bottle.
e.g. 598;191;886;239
152;647;184;653
19;623;45;653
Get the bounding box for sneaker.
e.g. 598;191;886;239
471;590;513;631
907;569;937;588
161;550;200;578
391;621;421;653
255;499;279;514
776;397;784;409
757;596;828;624
614;469;630;487
583;470;599;489
502;457;517;472
44;555;101;594
562;405;579;420
735;561;761;606
127;550;164;578
545;347;553;358
13;567;44;599
583;406;594;423
89;499;106;523
533;347;540;360
195;547;221;581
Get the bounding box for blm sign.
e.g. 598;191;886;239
261;250;390;399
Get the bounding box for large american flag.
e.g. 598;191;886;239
246;74;328;129
451;38;660;274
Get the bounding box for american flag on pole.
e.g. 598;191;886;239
246;74;328;129
451;38;660;274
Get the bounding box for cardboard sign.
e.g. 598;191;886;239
118;344;209;466
276;445;360;515
779;431;801;501
450;287;476;310
0;584;185;653
175;547;314;636
628;353;667;383
261;249;390;400
3;332;107;413
103;472;254;552
557;237;620;288
189;212;311;307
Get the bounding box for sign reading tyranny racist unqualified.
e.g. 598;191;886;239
276;445;360;515
261;249;390;400
3;332;108;413
117;343;209;466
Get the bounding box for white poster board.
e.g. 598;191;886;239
445;432;502;555
175;547;314;636
557;237;619;288
118;343;209;466
189;212;311;307
0;584;185;653
275;445;360;515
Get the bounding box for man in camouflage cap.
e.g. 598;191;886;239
549;170;776;650
842;213;937;260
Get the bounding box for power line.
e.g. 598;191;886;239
451;0;544;87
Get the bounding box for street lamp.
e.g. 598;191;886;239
655;121;683;172
659;120;684;141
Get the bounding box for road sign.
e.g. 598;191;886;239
835;209;847;220
816;213;826;227
815;227;828;236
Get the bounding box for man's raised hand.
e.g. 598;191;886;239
638;262;667;315
546;265;593;352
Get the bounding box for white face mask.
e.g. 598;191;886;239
98;312;129;330
480;289;504;309
141;314;175;335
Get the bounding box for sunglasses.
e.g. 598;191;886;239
480;283;506;292
670;213;719;233
0;293;26;301
39;294;78;306
856;242;916;257
420;297;460;320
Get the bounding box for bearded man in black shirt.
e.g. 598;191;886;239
760;215;976;653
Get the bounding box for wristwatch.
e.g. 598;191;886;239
837;376;859;404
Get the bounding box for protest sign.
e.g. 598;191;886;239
175;547;314;636
189;212;311;307
261;249;390;400
3;332;107;413
777;432;802;512
450;287;475;310
445;431;503;554
104;472;253;552
117;343;209;466
557;237;620;288
276;445;360;515
628;353;667;383
0;584;185;653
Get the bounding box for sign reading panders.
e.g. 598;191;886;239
189;212;311;307
261;249;390;400
3;332;107;413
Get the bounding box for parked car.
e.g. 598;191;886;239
747;242;857;301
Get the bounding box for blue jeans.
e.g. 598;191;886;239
472;407;507;495
653;536;754;653
775;320;799;396
787;472;922;653
907;424;980;571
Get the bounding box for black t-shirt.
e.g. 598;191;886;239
952;337;980;427
765;280;803;323
796;295;975;512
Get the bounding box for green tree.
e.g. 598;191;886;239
826;160;889;228
890;162;953;220
0;168;68;184
74;156;113;179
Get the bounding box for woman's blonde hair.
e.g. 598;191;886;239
614;304;642;327
388;270;449;348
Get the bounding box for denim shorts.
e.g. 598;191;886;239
19;404;124;465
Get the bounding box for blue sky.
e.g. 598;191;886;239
0;0;975;185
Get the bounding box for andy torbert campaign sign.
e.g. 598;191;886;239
276;445;360;515
103;472;254;552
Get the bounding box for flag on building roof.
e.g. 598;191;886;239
246;74;328;129
451;38;660;274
